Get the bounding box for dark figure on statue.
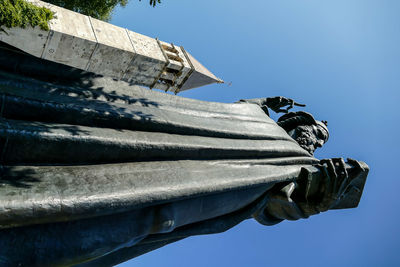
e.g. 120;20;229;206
0;46;368;266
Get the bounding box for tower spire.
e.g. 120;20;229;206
0;0;223;93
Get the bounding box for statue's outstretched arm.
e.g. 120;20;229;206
237;96;306;116
253;158;369;225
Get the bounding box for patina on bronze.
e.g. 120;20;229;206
0;44;368;267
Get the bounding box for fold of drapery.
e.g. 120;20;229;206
0;182;273;267
0;49;321;266
0;118;310;165
0;64;317;230
0;157;318;229
0;70;287;140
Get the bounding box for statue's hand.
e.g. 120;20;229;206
314;158;349;212
237;96;306;116
254;158;368;225
315;158;367;212
265;97;306;114
294;158;352;216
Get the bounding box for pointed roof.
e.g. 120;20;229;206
0;0;223;92
180;52;223;91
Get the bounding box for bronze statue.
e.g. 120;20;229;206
0;43;368;266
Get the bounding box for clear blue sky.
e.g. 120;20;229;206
108;1;399;266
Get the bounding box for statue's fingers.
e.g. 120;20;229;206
286;99;294;111
293;101;306;107
333;158;347;181
277;108;288;113
320;159;337;179
318;165;333;210
338;158;348;179
347;158;365;172
320;159;337;196
278;97;288;105
330;159;342;195
336;158;349;197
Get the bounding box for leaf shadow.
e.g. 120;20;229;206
0;41;161;136
0;166;39;188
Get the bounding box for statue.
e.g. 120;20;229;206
0;44;368;266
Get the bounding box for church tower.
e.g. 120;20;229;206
0;0;223;93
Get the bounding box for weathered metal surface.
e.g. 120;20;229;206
0;60;369;266
0;45;369;266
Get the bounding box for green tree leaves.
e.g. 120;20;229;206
0;0;162;33
44;0;161;21
0;0;54;32
148;0;161;7
43;0;127;21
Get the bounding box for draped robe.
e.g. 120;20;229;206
0;46;367;266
